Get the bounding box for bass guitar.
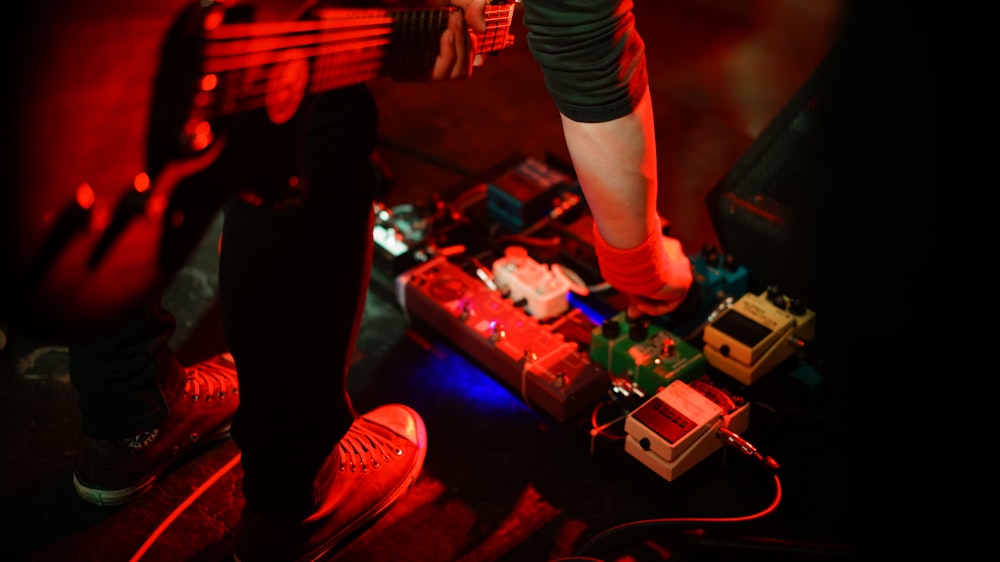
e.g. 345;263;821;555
1;0;518;340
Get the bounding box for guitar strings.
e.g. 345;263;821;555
190;5;514;119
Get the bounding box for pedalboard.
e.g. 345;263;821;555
398;256;610;422
702;287;816;385
373;154;817;485
624;377;750;481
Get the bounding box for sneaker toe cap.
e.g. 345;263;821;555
363;404;427;448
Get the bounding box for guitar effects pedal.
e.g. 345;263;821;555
702;287;816;385
624;378;749;481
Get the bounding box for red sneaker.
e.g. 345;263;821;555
232;404;428;562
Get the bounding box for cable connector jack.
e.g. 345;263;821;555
717;427;780;471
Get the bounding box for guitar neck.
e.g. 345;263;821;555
197;3;517;119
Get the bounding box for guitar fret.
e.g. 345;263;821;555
477;4;516;55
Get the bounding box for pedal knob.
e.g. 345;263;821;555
700;243;720;267
661;337;677;356
788;297;806;316
723;253;738;272
503;244;529;262
766;285;786;308
488;321;505;342
628;318;649;341
601;318;621;339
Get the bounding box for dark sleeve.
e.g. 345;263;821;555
522;0;648;123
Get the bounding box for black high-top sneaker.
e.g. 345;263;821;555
73;353;240;506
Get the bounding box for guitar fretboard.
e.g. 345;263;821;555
194;4;516;120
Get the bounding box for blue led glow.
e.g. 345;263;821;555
402;341;538;419
567;292;612;326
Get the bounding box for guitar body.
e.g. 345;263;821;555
1;0;516;340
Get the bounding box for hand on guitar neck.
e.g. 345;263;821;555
431;0;492;80
392;0;509;82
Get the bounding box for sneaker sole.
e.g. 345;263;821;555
73;425;233;507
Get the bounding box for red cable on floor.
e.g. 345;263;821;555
129;452;242;562
567;473;783;560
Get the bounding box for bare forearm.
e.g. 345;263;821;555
560;87;660;249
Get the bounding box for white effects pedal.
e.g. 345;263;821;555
624;378;749;481
490;245;588;320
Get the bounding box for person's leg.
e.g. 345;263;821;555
70;301;239;506
224;85;426;560
69;301;176;438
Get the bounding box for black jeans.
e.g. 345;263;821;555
69;84;379;518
